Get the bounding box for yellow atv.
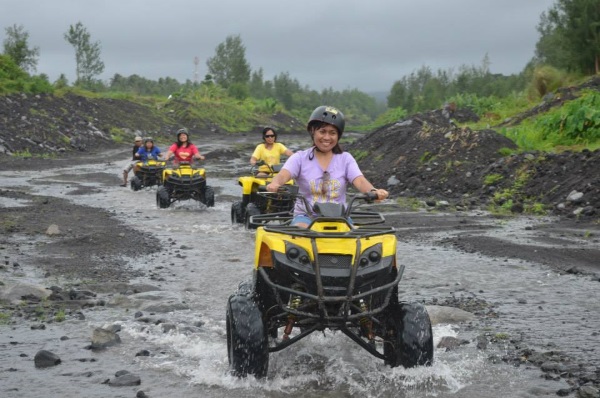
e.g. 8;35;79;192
231;161;295;229
156;161;214;208
130;159;166;191
226;192;434;378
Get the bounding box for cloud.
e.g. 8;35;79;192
1;0;555;92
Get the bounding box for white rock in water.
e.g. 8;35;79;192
426;305;475;325
91;327;121;348
567;190;584;203
573;207;584;216
46;224;61;235
0;283;51;304
437;201;450;208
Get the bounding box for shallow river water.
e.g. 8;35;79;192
1;150;598;397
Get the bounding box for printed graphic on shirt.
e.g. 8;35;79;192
177;149;192;160
309;176;341;203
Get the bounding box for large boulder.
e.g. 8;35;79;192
0;283;51;304
91;327;121;349
34;350;61;368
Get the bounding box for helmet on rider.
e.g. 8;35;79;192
307;106;345;136
176;128;189;140
144;137;154;144
307;106;345;155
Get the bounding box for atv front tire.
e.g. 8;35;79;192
383;302;433;368
244;203;261;230
204;186;215;207
231;201;244;224
156;186;171;208
130;176;142;191
226;293;269;378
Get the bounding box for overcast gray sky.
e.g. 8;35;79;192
1;0;556;93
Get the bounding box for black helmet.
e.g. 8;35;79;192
176;128;189;140
307;106;345;135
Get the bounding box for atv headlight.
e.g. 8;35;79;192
359;244;382;268
285;243;311;266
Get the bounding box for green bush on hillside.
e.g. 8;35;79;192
0;54;53;95
536;90;600;145
528;65;573;99
500;90;600;151
371;106;408;127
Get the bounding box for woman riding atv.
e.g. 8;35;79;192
250;127;293;176
135;138;162;161
163;128;205;164
267;106;389;228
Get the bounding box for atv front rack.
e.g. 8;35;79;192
252;214;394;238
259;242;404;355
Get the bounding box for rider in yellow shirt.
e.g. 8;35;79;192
250;127;293;175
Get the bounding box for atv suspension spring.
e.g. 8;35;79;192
283;295;302;340
358;299;375;341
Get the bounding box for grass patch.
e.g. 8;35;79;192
0;312;11;325
396;197;422;211
524;202;547;215
12;148;33;158
109;127;128;144
497;147;514;156
483;173;503;186
54;308;66;323
419;151;436;164
350;149;369;162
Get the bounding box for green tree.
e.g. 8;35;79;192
249;67;265;98
206;34;251;88
388;78;407;108
535;0;600;74
53;73;69;89
273;72;301;109
64;22;105;85
2;24;40;72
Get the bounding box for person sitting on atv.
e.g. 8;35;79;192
250;127;293;177
121;135;143;186
163;128;205;164
267;106;389;228
135;138;162;161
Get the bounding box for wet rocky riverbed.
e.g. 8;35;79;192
1;141;599;398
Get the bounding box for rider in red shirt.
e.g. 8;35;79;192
164;128;205;163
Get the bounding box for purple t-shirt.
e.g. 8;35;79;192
282;148;363;216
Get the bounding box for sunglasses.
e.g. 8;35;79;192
264;135;276;138
321;171;330;195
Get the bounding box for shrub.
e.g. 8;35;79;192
536;90;600;145
371;106;408;127
527;65;572;99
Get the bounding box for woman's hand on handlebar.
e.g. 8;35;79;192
267;182;280;192
368;188;388;202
